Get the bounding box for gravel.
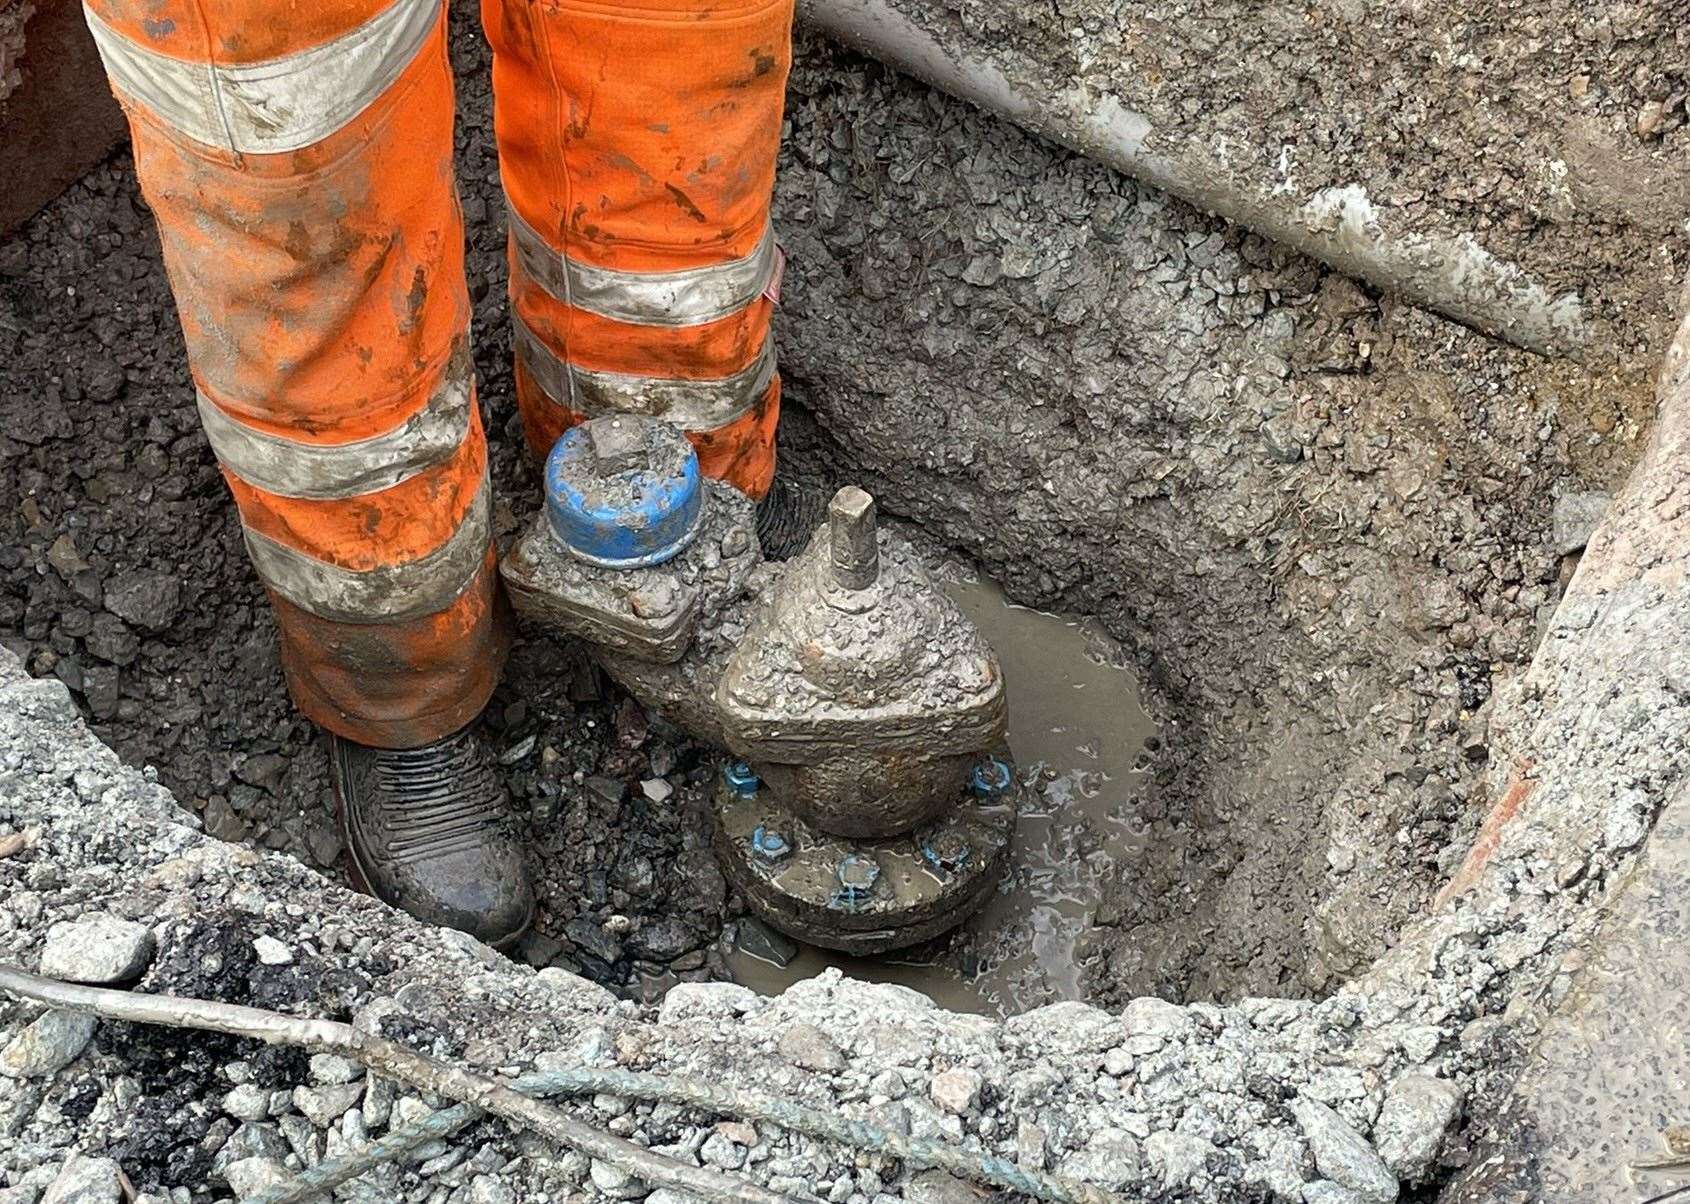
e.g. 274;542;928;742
39;1156;119;1204
1292;1099;1399;1204
1374;1074;1463;1182
220;1084;270;1125
291;1084;363;1129
37;917;153;985
0;1012;96;1080
1059;1128;1143;1189
222;1157;288;1198
928;1068;982;1115
1551;491;1614;557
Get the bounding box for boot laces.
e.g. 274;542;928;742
372;735;505;860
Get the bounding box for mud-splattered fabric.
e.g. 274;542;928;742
484;0;790;497
84;0;791;745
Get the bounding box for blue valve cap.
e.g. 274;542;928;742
545;416;703;568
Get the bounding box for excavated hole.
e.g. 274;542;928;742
1;6;1642;1032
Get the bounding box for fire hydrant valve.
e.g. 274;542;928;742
545;417;704;569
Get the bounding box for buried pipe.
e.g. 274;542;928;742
798;0;1587;357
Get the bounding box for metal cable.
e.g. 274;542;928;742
245;1065;1120;1204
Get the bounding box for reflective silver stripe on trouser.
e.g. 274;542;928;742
507;206;777;328
197;353;472;501
242;479;491;624
83;0;439;154
513;316;775;432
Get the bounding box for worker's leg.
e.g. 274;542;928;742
481;0;792;500
85;0;531;944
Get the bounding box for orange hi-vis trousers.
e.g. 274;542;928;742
84;0;792;748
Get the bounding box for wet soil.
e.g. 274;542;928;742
0;2;1667;1018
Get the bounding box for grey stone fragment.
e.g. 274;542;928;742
733;917;797;967
212;1123;290;1174
1552;491;1612;555
38;916;154;984
1302;1182;1364;1204
0;1010;97;1079
655;980;756;1024
221;1083;272;1123
294;1082;364;1128
777;1022;846;1072
1292;1099;1399;1204
588;1158;649;1199
103;570;181;632
1373;1074;1462;1179
905;1170;987;1202
223;1158;289;1198
41;1156;121;1204
1016;1120;1048;1171
277;1113;322;1167
361;1075;396;1128
626;917;697;961
252;935;293;966
1146;1131;1216;1187
929;1068;982;1114
1061;1128;1144;1189
309;1053;365;1085
468;1177;516;1204
698;1131;745;1170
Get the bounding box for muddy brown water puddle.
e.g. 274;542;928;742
725;573;1157;1015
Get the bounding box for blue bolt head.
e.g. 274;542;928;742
831;852;881;912
724;760;761;796
970;756;1013;797
921;834;972;875
750;824;790;863
836;852;880;892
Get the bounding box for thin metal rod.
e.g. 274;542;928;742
264;1066;1120;1204
0;966;793;1204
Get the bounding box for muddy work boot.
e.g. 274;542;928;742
330;727;534;950
756;472;830;561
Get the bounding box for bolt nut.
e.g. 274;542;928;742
750;825;790;863
921;831;972;875
836;852;881;893
970;757;1013;797
724;760;761;797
